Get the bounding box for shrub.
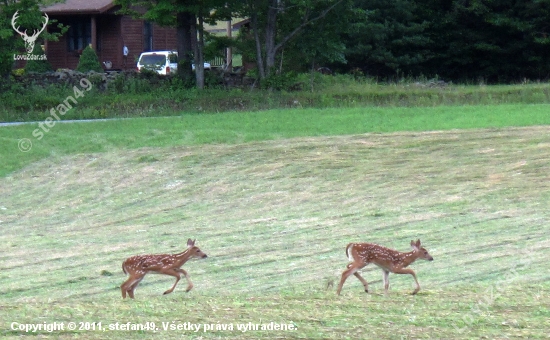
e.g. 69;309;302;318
76;46;103;73
260;72;299;91
25;44;53;73
12;68;25;76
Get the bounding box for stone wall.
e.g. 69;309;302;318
13;69;256;90
14;69;137;91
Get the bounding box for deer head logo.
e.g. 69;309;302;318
11;10;49;54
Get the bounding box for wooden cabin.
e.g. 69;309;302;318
42;0;177;71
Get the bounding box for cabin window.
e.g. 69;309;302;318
144;21;153;51
67;20;91;51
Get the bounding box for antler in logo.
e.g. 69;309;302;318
12;10;49;54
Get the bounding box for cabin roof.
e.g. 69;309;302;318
42;0;116;15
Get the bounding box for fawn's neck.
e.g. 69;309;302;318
400;250;421;267
173;248;193;265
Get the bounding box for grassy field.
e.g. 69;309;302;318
2;104;550;177
1;105;550;339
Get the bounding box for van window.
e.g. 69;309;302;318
140;54;166;66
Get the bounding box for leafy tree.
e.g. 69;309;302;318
0;0;65;83
233;0;344;82
283;1;352;73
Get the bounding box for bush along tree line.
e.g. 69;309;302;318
2;0;550;87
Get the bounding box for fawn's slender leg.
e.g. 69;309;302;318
353;271;369;293
121;282;128;299
128;277;144;299
175;268;194;292
337;262;366;295
382;270;390;293
121;276;142;299
349;262;369;293
160;269;182;295
392;267;421;295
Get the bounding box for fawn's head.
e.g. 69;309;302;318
187;238;208;259
410;239;433;261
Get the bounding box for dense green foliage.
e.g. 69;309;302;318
0;0;41;81
76;45;103;73
24;42;53;73
425;0;550;82
230;0;550;82
318;0;550;82
2;0;550;88
338;0;431;76
3;74;550;122
0;0;65;82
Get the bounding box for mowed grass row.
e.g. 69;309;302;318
1;119;550;338
1;103;550;177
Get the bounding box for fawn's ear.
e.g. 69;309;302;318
416;239;421;248
410;240;417;249
187;238;195;247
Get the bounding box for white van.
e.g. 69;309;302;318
136;51;212;75
137;51;178;75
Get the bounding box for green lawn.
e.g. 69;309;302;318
1;105;550;339
2;104;550;177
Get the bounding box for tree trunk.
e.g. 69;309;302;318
250;0;344;81
264;0;279;77
176;11;194;84
249;1;265;79
198;15;206;87
193;12;205;89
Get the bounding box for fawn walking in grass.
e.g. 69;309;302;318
121;239;207;299
337;239;433;295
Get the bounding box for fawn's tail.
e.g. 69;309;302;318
345;243;354;262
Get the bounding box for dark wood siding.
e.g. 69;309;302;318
152;26;177;51
120;15;143;70
97;15;122;69
45;15;82;70
122;18;177;69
